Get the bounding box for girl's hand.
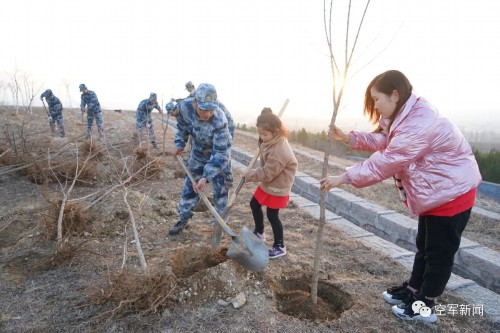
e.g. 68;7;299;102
329;125;349;143
319;175;345;192
242;170;252;183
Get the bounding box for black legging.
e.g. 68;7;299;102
250;196;284;248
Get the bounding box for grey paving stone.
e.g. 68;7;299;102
349;200;395;228
455;246;500;293
354;235;414;259
449;283;500;323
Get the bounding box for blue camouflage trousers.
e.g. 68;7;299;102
136;111;156;144
87;109;104;136
49;112;65;136
178;158;232;224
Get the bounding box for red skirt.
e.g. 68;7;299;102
253;185;289;209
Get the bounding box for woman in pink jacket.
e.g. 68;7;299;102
320;70;481;323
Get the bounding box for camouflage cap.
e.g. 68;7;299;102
79;83;86;92
185;81;194;89
195;83;218;111
165;101;175;111
150;92;157;100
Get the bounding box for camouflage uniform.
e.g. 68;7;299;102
79;84;104;138
174;85;233;227
40;89;65;137
217;100;235;138
135;93;162;146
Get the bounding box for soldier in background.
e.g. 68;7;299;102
134;92;162;148
79;83;104;140
185;81;196;98
40;89;65;137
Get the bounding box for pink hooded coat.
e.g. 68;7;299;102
345;93;482;215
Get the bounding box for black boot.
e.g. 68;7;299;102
392;292;437;323
168;220;189;236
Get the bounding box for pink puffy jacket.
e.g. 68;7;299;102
345;93;482;215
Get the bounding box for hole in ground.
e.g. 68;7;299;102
171;245;228;278
274;277;354;321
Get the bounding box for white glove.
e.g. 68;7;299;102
48;116;53;122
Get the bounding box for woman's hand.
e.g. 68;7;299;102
330;125;349;143
320;175;345;192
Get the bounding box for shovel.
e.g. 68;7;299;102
175;155;269;272
210;98;289;254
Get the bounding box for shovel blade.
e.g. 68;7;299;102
227;226;269;272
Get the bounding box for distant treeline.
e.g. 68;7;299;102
237;124;500;184
474;149;500;183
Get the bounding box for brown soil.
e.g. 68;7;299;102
0;107;498;332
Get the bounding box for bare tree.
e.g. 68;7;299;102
7;69;21;114
311;0;372;304
20;72;42;115
61;79;73;108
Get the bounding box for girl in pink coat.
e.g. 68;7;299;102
320;70;481;323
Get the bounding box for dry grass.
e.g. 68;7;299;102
131;147;166;181
89;269;178;317
43;200;87;240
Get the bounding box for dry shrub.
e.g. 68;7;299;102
44;200;87;240
79;141;104;160
55;158;98;185
20;158;51;184
0;146;14;166
37;240;91;270
131;148;166;180
90;269;177;317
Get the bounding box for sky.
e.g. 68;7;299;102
1;0;500;133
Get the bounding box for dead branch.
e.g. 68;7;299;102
48;142;93;243
83;156;162;211
123;187;148;273
121;224;129;269
0;147;11;159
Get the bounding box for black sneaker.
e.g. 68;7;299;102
383;282;413;305
392;293;437;323
168;220;188;236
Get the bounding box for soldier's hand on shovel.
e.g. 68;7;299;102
193;177;207;193
172;147;183;157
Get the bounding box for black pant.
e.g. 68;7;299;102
250;196;284;248
408;208;471;298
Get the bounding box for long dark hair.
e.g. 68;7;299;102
256;107;288;139
364;70;413;132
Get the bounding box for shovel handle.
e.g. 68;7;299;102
176;155;236;237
